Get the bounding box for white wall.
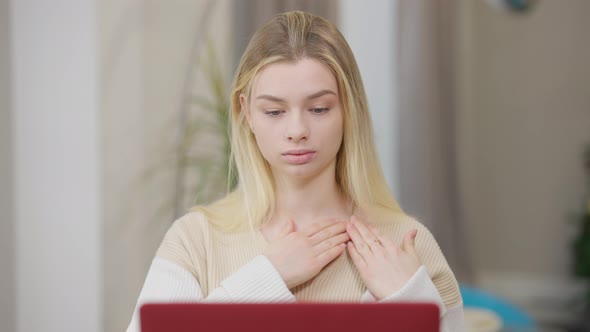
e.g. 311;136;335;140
456;0;590;320
0;0;15;331
11;0;102;331
339;0;400;197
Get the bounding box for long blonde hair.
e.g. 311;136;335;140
197;11;402;230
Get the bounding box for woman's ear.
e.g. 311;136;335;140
240;94;254;132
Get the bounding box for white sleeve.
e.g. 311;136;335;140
360;265;465;332
440;304;465;332
126;256;295;332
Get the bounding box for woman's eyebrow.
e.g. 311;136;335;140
255;89;337;103
255;94;286;103
306;89;336;100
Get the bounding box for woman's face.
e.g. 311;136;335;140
243;57;344;181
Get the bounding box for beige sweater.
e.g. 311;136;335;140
155;211;462;307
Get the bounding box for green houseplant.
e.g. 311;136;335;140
139;38;235;225
573;146;590;276
171;42;236;216
572;145;590;325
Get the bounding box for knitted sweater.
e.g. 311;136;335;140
126;211;465;331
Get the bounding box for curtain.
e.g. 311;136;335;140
397;0;472;282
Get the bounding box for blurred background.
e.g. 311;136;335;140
1;0;590;331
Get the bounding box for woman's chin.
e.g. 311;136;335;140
275;163;334;182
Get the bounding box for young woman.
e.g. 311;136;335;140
127;11;464;332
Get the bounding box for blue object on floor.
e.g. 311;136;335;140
460;284;536;328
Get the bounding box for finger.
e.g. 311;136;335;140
351;216;378;245
346;242;367;269
313;232;350;255
301;218;341;237
346;222;372;259
316;243;346;267
346;221;363;244
279;219;295;238
402;229;418;254
366;222;391;247
308;221;347;246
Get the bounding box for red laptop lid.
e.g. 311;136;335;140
140;303;439;332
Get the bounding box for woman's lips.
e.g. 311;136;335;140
282;151;316;164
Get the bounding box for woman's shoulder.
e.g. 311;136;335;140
167;210;211;234
155;210;212;264
363;207;427;233
157;205;251;255
157;211;207;245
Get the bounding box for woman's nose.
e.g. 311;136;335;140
286;112;309;142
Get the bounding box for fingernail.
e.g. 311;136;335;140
412;229;418;238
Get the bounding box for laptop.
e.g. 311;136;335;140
140;302;439;332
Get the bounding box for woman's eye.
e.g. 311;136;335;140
311;107;330;114
264;110;283;117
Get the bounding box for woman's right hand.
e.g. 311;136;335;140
264;219;350;289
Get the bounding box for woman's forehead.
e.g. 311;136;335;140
251;58;338;101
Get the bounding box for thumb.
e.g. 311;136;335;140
403;229;418;254
279;219;295;238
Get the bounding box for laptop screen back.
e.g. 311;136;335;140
140;302;439;332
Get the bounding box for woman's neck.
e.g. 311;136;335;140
270;168;353;229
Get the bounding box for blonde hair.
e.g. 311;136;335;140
197;11;402;230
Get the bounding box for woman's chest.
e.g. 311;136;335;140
203;239;366;301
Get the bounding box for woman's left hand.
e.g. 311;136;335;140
346;216;421;300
